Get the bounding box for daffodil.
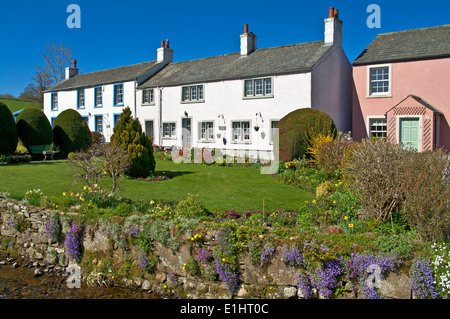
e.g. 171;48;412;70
62;192;66;196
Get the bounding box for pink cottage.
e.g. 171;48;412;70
352;25;450;151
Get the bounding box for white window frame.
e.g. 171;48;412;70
367;64;392;97
181;84;204;103
243;77;273;99
367;116;387;139
231;120;251;144
114;84;124;106
198;121;215;142
94;87;103;107
162;122;176;139
142;88;154;105
77;89;85;109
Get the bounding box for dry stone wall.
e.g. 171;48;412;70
0;199;412;299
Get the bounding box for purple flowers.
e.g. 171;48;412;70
410;257;438;299
65;222;82;263
281;244;303;267
259;242;276;267
135;175;171;182
46;219;61;242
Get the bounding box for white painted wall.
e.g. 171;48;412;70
311;45;353;133
136;72;312;158
44;80;136;142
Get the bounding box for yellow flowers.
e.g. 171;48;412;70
285;161;295;169
187;233;202;242
62;192;66;196
332;200;337;205
182;263;186;271
312;200;316;204
348;224;354;228
344;216;348;220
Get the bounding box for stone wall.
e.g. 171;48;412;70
0;199;412;299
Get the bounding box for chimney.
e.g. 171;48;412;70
157;39;174;63
240;24;257;56
65;59;79;80
324;7;343;46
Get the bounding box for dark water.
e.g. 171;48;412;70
0;254;161;299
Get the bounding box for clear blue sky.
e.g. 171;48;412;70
0;0;448;97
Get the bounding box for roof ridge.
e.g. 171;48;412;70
376;24;450;37
168;40;325;66
75;60;157;77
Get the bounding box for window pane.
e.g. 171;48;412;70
264;78;272;95
232;122;241;140
115;85;123;104
255;79;263;95
191;86;197;100
370;67;389;94
242;122;250;140
149;89;153;103
245;80;253;96
198;86;203;100
369;118;387;138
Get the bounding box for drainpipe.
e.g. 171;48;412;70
134;79;138;118
158;87;163;147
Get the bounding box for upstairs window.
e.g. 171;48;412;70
77;89;85;109
142;88;154;104
369;65;391;96
94;87;103;107
114;84;124;106
181;85;204;102
51;93;58;111
244;77;273;98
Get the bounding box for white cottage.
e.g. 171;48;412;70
136;7;352;159
43;48;172;142
44;7;352;159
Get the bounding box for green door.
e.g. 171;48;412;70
400;118;420;151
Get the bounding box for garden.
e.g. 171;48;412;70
0;103;449;299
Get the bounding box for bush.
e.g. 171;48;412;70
277;108;336;162
175;193;208;218
0;102;18;154
110;107;155;178
53;109;91;154
316;140;354;176
400;149;450;242
342;139;408;221
15;107;53;150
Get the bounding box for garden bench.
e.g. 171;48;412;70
29;145;56;161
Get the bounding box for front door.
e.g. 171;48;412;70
400;118;420;151
145;120;154;139
182;118;191;149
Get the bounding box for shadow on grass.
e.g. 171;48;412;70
155;170;195;179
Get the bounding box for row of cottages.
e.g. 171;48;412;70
352;24;450;151
43;7;352;159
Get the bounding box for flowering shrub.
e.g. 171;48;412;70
431;242;450;299
65;221;82;263
281;244;304;267
410;256;438;299
309;259;344;299
343;252;401;299
24;189;44;206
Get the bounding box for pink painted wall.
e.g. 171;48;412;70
352;57;450;150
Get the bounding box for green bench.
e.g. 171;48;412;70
29;145;57;161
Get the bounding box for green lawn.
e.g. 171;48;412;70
0;160;313;212
0;98;43;113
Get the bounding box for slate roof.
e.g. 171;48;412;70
138;41;331;88
46;60;160;92
353;24;450;66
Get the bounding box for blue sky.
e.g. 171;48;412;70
0;0;448;97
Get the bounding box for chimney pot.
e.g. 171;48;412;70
73;59;77;68
166;39;170;48
161;40;166;48
329;7;335;18
334;9;339;19
244;24;249;34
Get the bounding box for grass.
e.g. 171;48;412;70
0;98;43;113
0;159;313;213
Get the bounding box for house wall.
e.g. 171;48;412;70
44;81;136;142
311;45;353;133
352;57;450;149
136;72;312;158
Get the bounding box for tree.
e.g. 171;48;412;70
37;43;73;85
0;102;18;154
31;69;53;103
15;107;53;149
52;109;91;154
18;83;40;102
110;107;155;178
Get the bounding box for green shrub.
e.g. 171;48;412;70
277;108;336;162
175;193;207;218
0;102;18;154
15;107;53;150
53;109;91;154
110;107;155;178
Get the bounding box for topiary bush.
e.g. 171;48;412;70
110;107;155;178
0;102;18;154
277;108;336;162
15;107;53;150
52;109;91;154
